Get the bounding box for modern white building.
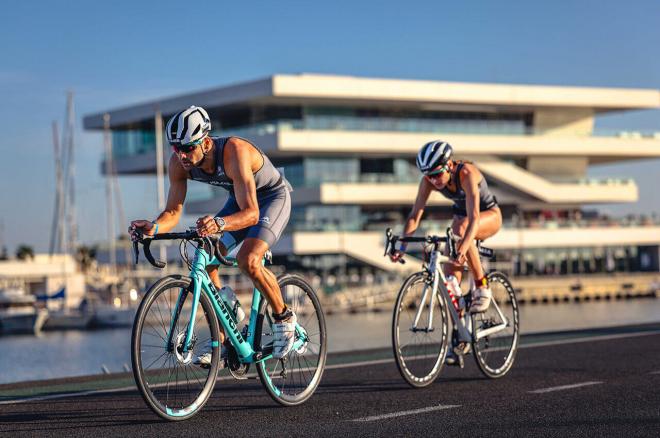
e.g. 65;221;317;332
84;74;660;276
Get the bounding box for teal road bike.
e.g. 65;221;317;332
130;229;327;421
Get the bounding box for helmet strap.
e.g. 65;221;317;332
193;136;212;168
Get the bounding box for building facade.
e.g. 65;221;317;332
84;74;660;277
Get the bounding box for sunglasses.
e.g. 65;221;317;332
426;165;448;178
171;138;204;153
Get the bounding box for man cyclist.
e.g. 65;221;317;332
390;140;502;362
129;105;295;362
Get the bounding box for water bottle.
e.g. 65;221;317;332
447;275;466;315
220;286;245;323
447;275;463;297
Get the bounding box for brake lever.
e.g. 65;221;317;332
384;228;393;256
132;241;139;265
446;228;458;260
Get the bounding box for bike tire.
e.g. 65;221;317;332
131;275;221;421
255;274;327;406
471;271;520;379
392;271;449;388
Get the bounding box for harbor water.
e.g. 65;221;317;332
0;299;659;385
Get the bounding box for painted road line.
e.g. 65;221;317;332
518;330;660;350
649;370;660;375
529;381;603;394
0;385;136;405
351;404;461;422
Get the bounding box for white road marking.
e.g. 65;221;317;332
516;330;660;350
649;370;660;375
351;404;460;422
529;381;603;394
0;386;135;405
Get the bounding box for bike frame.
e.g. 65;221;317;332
164;245;307;364
413;249;510;343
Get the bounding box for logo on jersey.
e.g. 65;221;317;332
259;216;270;224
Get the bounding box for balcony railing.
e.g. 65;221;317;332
110;118;660;159
287;215;660;234
225;118;660;139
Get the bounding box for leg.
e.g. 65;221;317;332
238;188;293;358
464;208;502;283
446;208;502;284
206;265;222;290
236;238;285;314
464;208;502;312
443;216;468;283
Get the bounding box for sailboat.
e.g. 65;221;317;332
0;288;49;335
40;287;93;330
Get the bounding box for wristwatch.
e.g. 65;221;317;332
213;216;226;232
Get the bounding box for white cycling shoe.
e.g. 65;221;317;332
470;287;492;313
193;341;227;369
272;312;297;359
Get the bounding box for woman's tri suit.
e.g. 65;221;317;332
436;161;498;217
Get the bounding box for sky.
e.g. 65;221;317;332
0;0;659;253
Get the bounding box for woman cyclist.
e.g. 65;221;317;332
390;140;502;314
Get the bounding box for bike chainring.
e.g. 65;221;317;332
225;343;249;379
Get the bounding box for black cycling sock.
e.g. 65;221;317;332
272;306;293;322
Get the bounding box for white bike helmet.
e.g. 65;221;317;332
416;140;453;174
166;105;211;145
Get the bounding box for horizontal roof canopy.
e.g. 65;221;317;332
84;74;660;130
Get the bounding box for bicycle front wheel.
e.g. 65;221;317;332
471;271;520;379
131;276;221;421
392;272;449;388
256;274;327;406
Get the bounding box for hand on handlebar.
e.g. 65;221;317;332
129;220;155;241
196;215;221;238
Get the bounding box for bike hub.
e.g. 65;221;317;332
174;332;194;364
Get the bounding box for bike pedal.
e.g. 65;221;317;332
453;342;471;356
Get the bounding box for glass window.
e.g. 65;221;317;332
304;158;359;186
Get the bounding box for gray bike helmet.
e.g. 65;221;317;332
416;140;453;174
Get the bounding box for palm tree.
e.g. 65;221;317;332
15;245;35;260
76;245;97;272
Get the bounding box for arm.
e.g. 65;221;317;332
197;138;260;236
129;154;187;236
455;164;481;263
403;177;433;238
390;178;432;261
221;139;260;230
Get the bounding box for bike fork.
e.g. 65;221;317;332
165;286;190;351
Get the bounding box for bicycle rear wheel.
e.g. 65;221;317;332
256;274;327;406
392;272;449;388
471;271;520;379
131;276;221;420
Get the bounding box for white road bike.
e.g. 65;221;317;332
385;228;520;388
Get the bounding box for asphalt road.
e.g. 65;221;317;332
1;325;659;437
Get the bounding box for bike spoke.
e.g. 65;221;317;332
135;279;219;419
154;299;169;337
